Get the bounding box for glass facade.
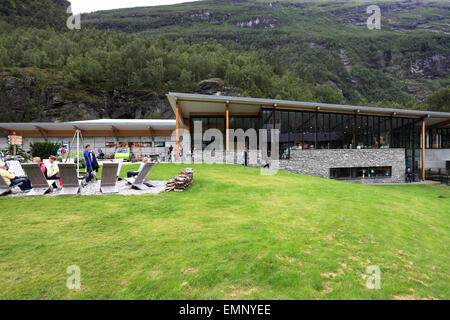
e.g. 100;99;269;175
190;108;449;177
426;128;450;149
190;116;225;150
259;109;422;166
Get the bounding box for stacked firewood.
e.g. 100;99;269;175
165;168;194;192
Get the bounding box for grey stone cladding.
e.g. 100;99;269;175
279;149;406;183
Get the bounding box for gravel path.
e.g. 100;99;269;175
5;179;167;197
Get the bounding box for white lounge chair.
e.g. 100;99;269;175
100;163;119;194
6;160;26;177
113;158;124;179
59;164;80;195
125;162;158;190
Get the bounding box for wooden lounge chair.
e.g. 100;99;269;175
21;163;52;196
100;163;119;194
6;160;26;177
0;175;12;196
59;164;80;195
113;158;124;180
125;162;157;190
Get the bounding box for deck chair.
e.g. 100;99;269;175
43;159;51;169
125;162;157;190
0;175;11;196
100;163;119;194
59;164;80;195
6;160;26;177
21;163;52;196
113;158;124;179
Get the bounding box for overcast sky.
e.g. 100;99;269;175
70;0;199;14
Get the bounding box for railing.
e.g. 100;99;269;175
425;169;450;185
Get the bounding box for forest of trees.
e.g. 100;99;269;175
0;27;345;103
0;0;448;113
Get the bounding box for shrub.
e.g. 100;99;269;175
68;151;86;168
5;144;31;161
30;141;61;160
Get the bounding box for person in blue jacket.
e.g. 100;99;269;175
84;144;94;183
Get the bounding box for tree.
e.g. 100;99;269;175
314;85;344;104
426;88;450;112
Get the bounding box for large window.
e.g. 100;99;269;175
343;115;354;149
330;166;392;179
190;116;225;150
302;112;315;149
317;113;332;149
380;117;391;148
329;114;343;149
427;128;450;149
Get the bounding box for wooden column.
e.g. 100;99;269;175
225;102;230;151
421;119;426;181
176;101;180;161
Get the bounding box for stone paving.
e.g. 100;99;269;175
5;179;167;197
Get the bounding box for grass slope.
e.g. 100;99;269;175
0;164;448;299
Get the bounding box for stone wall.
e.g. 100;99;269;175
279;149;406;183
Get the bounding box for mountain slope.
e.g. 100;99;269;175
82;0;450;106
0;0;70;30
0;0;448;123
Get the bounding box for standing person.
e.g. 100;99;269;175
0;161;32;192
405;167;413;183
84;145;94;183
61;145;67;155
168;144;173;162
243;147;248;167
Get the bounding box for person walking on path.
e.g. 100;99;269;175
84;144;94;183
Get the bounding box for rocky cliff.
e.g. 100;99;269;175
0;72;242;122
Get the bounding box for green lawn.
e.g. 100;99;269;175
0;163;448;300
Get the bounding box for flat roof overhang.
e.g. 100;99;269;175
167;92;450;128
0;119;177;138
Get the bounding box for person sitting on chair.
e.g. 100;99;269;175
127;158;148;178
0;161;32;192
46;155;61;188
98;148;105;159
33;157;47;178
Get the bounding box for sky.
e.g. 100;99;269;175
69;0;199;15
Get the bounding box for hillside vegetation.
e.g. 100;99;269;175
0;0;449;122
0;0;69;30
82;0;450;108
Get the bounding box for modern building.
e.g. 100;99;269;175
1;93;449;183
166;93;450;183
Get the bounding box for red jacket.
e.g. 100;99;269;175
39;162;47;176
